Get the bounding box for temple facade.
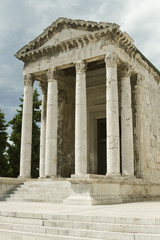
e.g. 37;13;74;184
15;18;160;204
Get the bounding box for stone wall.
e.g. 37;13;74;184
138;71;160;183
87;68;106;174
64;175;160;205
57;78;75;177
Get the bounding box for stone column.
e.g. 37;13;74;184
45;68;58;177
121;64;134;175
105;52;120;175
19;74;34;178
75;60;87;175
39;82;47;178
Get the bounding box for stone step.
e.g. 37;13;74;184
1;211;160;236
1;215;160;235
0;221;146;240
44;214;159;226
6;193;69;198
14;187;70;193
1;197;68;203
0;210;45;219
0;216;43;226
2;180;71;203
3;198;64;203
22;180;70;187
12;186;70;192
7;192;70;198
44;219;160;234
0;216;160;234
1;210;160;240
0;210;159;226
0;229;104;240
0;222;160;240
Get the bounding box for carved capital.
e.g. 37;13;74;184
105;52;118;67
76;60;87;74
24;74;34;86
39;82;47;95
47;68;58;81
122;64;132;77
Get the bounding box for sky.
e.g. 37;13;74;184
0;0;160;130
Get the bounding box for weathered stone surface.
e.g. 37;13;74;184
19;74;34;178
75;60;87;175
39;82;47;178
16;17;160;205
105;52;120;175
121;64;134;176
57;82;75;177
45;69;58;178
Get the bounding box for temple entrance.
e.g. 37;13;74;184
97;118;106;175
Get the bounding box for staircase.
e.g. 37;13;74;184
0;208;160;240
0;179;71;203
0;180;160;239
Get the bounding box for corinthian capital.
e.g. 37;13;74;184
76;60;87;74
39;82;47;95
105;52;118;67
24;74;34;86
122;64;132;77
47;68;58;81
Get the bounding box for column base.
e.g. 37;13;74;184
64;175;123;205
18;175;31;180
64;195;96;206
38;176;46;179
71;174;109;179
44;175;57;179
106;173;122;179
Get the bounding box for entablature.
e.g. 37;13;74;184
18;18;159;82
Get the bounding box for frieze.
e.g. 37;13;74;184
15;28;122;61
16;18;119;57
15;18;160;81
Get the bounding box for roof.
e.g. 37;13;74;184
15;17;159;77
16;17;119;58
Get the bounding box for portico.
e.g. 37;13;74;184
15;18;160;204
19;52;135;180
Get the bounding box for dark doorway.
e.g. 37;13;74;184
97;118;106;175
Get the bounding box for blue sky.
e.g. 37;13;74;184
0;0;160;128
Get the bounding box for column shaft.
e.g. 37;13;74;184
45;68;58;177
39;82;47;178
75;60;87;174
121;65;134;175
19;74;33;178
105;52;120;175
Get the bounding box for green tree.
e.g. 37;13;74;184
0;109;10;177
31;89;41;178
7;89;41;178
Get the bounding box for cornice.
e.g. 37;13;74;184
15;17;119;58
15;26;135;61
15;18;160;79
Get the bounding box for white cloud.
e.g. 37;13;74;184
0;0;160;123
23;0;80;39
118;0;160;69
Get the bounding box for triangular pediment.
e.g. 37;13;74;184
40;28;91;48
16;17;119;57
